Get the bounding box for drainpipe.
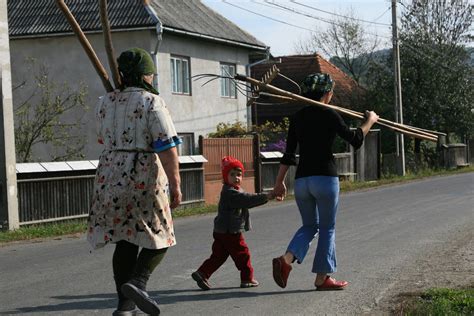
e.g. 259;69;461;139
144;1;162;92
245;47;271;130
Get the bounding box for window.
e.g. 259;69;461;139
177;133;195;156
220;63;237;98
170;56;190;94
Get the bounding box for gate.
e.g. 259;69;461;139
199;136;256;204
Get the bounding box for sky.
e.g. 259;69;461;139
202;0;396;56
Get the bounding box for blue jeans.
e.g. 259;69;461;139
287;176;339;274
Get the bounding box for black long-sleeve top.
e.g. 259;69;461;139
281;106;364;178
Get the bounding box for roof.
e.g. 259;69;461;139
250;54;363;124
7;0;266;49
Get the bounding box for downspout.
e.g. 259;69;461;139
143;0;162;92
245;47;274;130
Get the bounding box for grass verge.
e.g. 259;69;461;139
0;166;472;244
398;287;474;315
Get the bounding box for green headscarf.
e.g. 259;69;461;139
300;73;334;98
117;48;159;95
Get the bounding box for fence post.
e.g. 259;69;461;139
198;135;203;155
253;133;261;193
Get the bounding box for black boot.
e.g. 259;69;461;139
113;276;137;316
121;271;160;316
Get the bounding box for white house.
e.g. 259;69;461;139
7;0;268;160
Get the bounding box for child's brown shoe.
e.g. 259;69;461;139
192;271;211;290
240;279;259;288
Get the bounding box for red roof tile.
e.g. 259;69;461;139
250;53;363;124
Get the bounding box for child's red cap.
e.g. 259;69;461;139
221;156;244;184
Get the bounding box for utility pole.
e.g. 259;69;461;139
0;0;19;230
391;0;406;176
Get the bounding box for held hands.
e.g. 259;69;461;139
267;191;276;200
273;182;287;201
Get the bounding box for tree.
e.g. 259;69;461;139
365;0;473;159
398;0;473;150
294;9;381;85
13;60;89;162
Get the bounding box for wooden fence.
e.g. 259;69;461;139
199;136;257;204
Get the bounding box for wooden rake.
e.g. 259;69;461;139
234;70;440;142
56;0;120;93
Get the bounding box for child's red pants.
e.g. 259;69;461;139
197;232;254;282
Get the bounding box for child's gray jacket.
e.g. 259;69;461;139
214;184;269;234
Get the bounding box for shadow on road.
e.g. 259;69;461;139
1;288;315;314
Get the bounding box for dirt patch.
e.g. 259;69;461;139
368;225;474;315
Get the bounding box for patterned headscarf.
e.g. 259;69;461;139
300;73;334;98
221;156;244;187
117;48;159;95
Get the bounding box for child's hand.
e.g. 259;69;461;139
267;191;275;200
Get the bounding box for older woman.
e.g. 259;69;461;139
272;73;378;291
87;48;182;316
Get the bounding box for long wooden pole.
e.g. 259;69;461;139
235;74;437;142
99;0;121;89
56;0;114;92
266;92;443;139
340;107;437;139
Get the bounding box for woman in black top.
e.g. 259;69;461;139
271;73;379;290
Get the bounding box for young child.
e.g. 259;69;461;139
192;156;274;290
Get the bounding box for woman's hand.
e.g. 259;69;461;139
364;110;379;124
158;147;182;209
273;182;287;201
360;110;380;136
169;186;182;209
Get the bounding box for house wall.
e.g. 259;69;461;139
9;29;252;161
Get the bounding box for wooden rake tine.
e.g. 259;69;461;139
56;0;114;92
248;65;280;107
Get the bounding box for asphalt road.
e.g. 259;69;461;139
0;173;472;316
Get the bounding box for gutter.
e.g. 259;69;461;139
162;26;267;51
10;26;267;51
143;0;162;92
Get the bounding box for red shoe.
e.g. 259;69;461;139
315;276;349;291
272;256;292;288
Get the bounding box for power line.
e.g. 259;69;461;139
221;0;317;33
258;1;347;27
402;42;455;71
372;7;392;23
221;1;463;78
258;1;392;40
290;0;392;26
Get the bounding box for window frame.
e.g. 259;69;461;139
176;132;195;156
220;62;237;99
170;55;191;95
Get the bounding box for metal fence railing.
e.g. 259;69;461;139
17;175;95;225
260;151;357;194
16;156;207;225
260;152;297;194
